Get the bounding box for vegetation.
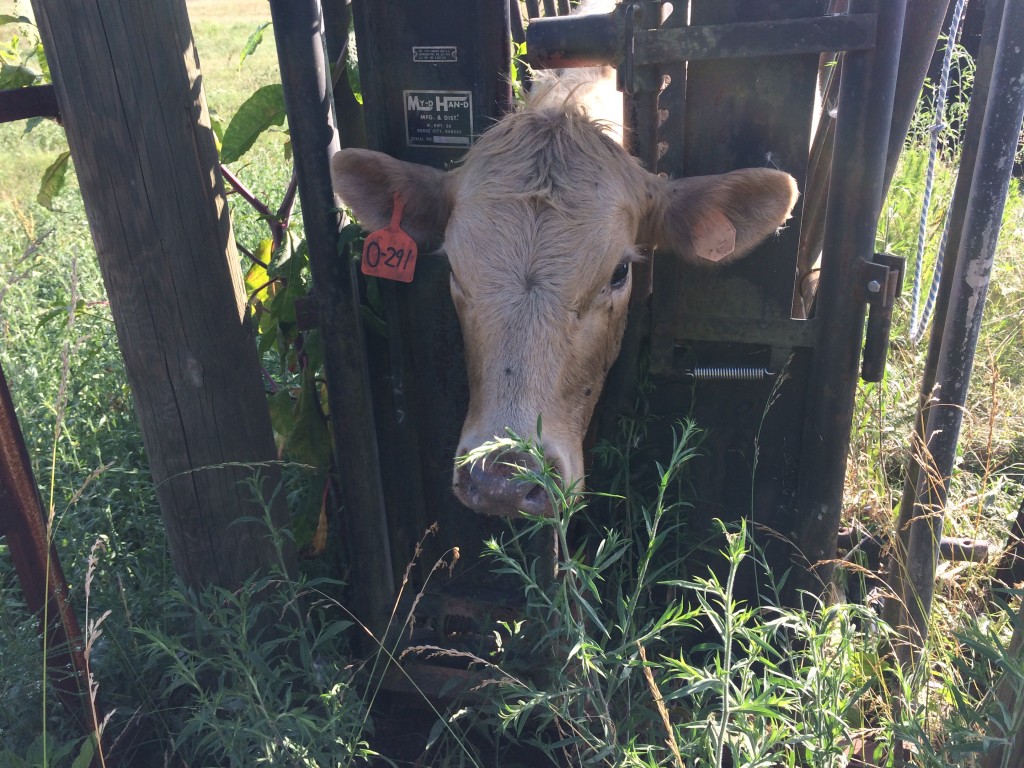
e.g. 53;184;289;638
0;2;1022;766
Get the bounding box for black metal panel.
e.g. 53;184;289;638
353;0;511;167
351;0;512;575
648;0;825;598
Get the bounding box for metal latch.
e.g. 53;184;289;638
858;252;905;382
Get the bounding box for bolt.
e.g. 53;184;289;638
867;280;882;293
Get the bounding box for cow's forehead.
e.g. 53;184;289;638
444;107;644;293
456;107;640;202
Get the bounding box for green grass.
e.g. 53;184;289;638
856;144;1024;552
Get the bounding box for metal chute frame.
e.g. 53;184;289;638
264;0;1022;664
529;0;911;607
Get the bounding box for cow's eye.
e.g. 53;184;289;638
610;261;629;289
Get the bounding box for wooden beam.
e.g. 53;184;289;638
28;0;296;588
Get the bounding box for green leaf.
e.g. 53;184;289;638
244;239;275;302
220;83;286;163
0;748;29;767
70;736;96;768
239;22;271;67
285;367;331;469
37;149;71;210
0;60;39;89
33;41;49;82
208;109;224;152
283;368;333;548
267;388;295;441
0;14;32;25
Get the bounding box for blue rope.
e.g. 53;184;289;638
910;0;969;345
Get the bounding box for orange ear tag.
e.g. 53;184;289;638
361;193;419;282
691;209;737;262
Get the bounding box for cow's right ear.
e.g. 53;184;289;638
642;168;798;264
330;148;454;246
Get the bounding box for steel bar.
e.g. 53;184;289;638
666;315;818;350
797;0;954;318
635;14;877;64
883;0;955;196
883;0;1003;642
838;528;990;566
793;56;839;319
0;362;92;732
897;0;1024;663
527;12;876;70
995;495;1024;588
268;0;394;640
510;0;526;44
981;596;1024;768
791;0;908;599
0;84;59;123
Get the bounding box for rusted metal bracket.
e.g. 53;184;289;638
857;252;905;382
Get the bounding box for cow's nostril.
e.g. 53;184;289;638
525;483;546;504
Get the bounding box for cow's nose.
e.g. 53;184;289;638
454;449;553;518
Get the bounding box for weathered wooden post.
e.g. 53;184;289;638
29;0;295;587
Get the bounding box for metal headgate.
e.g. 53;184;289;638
527;0;907;604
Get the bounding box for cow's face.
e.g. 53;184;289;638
332;108;797;517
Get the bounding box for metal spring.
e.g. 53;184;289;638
686;366;775;382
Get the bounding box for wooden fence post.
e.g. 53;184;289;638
29;0;295;588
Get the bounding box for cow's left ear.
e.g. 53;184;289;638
331;148;455;246
643;168;799;264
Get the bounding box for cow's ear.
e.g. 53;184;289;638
644;168;798;264
331;148;454;246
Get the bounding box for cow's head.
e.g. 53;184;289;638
332;107;797;517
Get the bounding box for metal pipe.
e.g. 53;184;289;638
882;0;954;196
268;0;395;640
0;84;59;123
526;6;621;69
897;0;1024;662
0;362;92;733
510;0;527;45
791;0;908;600
883;0;1003;639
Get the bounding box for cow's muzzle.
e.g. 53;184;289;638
453;449;554;518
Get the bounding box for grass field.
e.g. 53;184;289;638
1;1;1023;765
